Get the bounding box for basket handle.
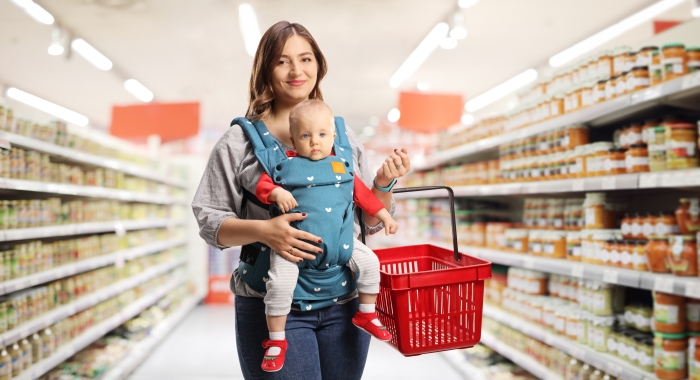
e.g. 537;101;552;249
357;186;460;262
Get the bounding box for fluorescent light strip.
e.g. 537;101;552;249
239;4;262;57
390;22;449;89
549;0;686;67
124;79;154;102
6;88;89;127
71;39;113;71
387;108;401;123
9;0;54;25
465;69;538;113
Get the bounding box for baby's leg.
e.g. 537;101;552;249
261;250;299;371
346;238;391;341
264;250;300;329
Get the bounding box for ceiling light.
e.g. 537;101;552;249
440;37;458;50
6;87;88;127
124;79;154;102
71;39;113;71
449;10;468;40
387;108;401;123
461;114;475;125
417;82;430;91
549;0;686;67
48;26;64;56
389;22;449;88
9;0;54;25
239;3;262;57
465;69;538;113
458;0;479;9
450;27;468;40
693;0;700;17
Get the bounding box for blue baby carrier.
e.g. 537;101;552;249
231;116;358;311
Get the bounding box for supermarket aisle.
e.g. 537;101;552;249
129;304;465;380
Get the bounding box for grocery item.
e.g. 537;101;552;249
654;332;688;380
0;348;10;380
645;236;670;273
661;43;687;81
667;235;697;276
666;123;698;169
654;292;687;334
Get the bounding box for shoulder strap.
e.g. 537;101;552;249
333;117;352;150
230;117;287;178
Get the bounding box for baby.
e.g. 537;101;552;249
254;99;399;372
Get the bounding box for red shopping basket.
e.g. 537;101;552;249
359;186;491;356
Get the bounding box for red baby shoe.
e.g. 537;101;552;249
261;339;288;372
352;311;392;341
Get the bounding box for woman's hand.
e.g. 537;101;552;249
375;148;410;188
262;213;323;263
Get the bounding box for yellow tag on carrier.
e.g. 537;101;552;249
331;161;346;174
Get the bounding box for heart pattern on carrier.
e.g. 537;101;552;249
307;176;314;181
325;208;332;212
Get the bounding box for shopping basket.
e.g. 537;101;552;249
359;186;492;356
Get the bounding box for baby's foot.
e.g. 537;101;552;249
352;311;392;341
261;339;288;372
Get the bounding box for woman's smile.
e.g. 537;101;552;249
287;80;306;87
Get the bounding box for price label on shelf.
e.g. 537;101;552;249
654;277;675;293
113;222;126;237
601;176;616;190
522;258;535;269
571;265;584;278
685;281;700;298
572;179;585;192
572;347;586;360
682;71;700;90
602;269;618;284
0;132;11;150
638;173;658;188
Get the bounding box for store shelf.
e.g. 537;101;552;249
439;350;488;380
101;292;205;380
483;305;655;380
395;169;700;199
0;256;187;347
14;276;193;380
0;131;188;189
0;218;185;242
371;236;700;300
0;237;187;296
0;177;186;205
479;331;562;380
416;72;700;171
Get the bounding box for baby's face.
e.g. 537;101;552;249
291;110;336;161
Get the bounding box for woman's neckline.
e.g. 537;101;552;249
256;118;295;152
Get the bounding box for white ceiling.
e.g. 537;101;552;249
0;0;695;136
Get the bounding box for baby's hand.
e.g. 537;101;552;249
383;218;398;236
271;188;298;213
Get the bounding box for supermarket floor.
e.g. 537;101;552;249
128;304;465;380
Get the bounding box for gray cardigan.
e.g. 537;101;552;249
191;121;394;298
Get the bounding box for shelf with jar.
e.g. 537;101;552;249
404;114;700;197
0;109;187;189
479;262;700;380
10;275;194;380
0;230;187;296
0;197;185;242
418;43;700;171
0;251;186;348
373;194;700;300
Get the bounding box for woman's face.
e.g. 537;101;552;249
270;35;318;108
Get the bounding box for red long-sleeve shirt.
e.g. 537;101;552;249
255;151;385;217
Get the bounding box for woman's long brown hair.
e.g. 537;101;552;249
246;21;328;121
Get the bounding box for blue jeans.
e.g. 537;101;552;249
235;295;370;380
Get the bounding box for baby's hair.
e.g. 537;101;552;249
289;99;333;134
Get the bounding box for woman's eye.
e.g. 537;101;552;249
302;57;312;62
278;60;287;65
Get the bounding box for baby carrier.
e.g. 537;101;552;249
231;117;358;311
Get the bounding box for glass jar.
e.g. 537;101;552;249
604;148;627;175
688;299;700;332
667;235;697;276
651;51;663;86
645;236;670;273
688;47;700;73
690;335;700;380
637;46;658;68
567;232;582;261
543;231;568;259
594;79;608;104
642;118;661;144
648;125;667;172
617;72;628;96
590;316;616;351
631;240;649;271
551;94;565;118
605;75;619;100
626;66;650;92
613;46;632;76
654;292;686;334
656;212;680;237
654;332;688;380
625;144;650;173
598;51;614;78
665;123;698;170
505;229;529;253
619;240;634;269
662;43;687;82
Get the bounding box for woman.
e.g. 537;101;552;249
192;21;410;379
